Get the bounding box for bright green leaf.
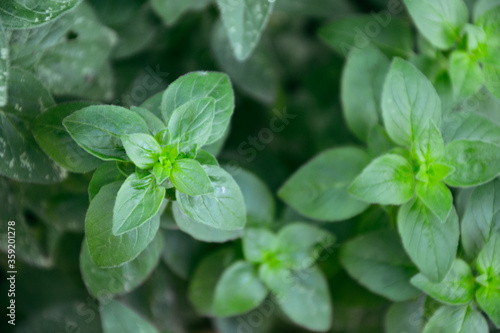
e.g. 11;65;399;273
443;139;500;187
170;159;214;196
416;180;453;221
412;122;445;164
161;72;234;144
63;105;149;161
112;173;165;235
398;198;459;282
476;286;500;327
85;182;160;268
348;153;415;205
382;58;441;146
167;97;215;150
121;133;162;170
177;165;246;230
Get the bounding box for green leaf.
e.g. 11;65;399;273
170;159;214;196
172;202;243;243
341;46;390;141
9;3;116;100
130;106;165;136
279;147;370;221
195;150;219;166
398;198;459;282
177;165;246;230
477;233;500;277
227;167;275;226
121;133;162;169
151;0;211;25
276;223;335;270
215;0;274;61
85;182;160;268
262;265;332;332
443;139;500;187
441;112;500;145
449;51;484;99
167;97;215;150
33;102;102;173
476;286;500;328
403;0;468;49
100;300;159;333
416;180;453;221
382;58;442;146
318;15;413;58
484;63;500;99
243;228;277;263
0;0;83;29
340;230;420;301
63;105;149;161
0;67;66;184
161;72;234;144
88;162;126;201
80;233;162;298
411;259;474;305
385;296;426;333
0;21;7;107
189;248;236;316
213;261;268;317
461;179;500;258
423;305;489;333
211;20;278;104
348;153;415;205
112;173;165;235
412;122;445;164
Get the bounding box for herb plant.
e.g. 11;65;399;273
1;0;500;333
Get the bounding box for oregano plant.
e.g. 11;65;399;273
2;0;500;332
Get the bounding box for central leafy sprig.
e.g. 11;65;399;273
63;72;246;269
